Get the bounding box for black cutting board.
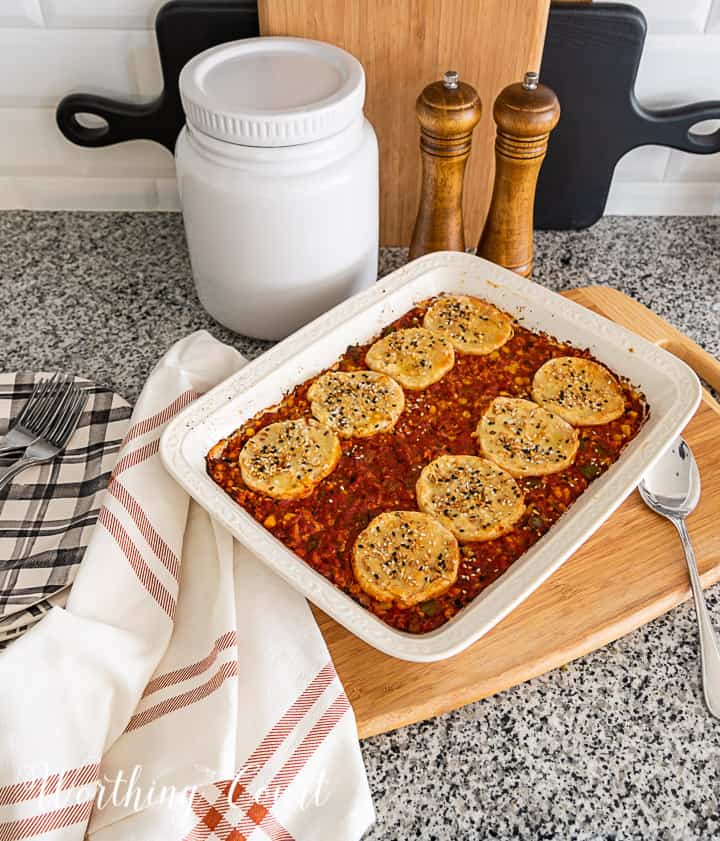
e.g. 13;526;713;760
56;0;259;151
535;2;720;229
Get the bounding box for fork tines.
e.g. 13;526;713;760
19;374;73;437
47;386;88;449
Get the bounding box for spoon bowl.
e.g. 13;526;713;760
639;438;701;519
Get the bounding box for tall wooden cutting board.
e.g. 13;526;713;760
311;288;720;738
258;0;551;246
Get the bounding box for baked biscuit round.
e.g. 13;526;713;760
476;397;579;477
239;419;341;500
352;511;459;606
531;356;626;426
365;327;455;390
423;295;514;355
307;370;405;438
416;455;525;542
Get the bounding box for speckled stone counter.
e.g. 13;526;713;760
1;212;719;839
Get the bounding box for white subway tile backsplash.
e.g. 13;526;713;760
155;177;181;211
0;178;25;210
706;0;720;32
665;150;720;182
132;38;165;98
613;146;670;182
0;108;175;177
621;0;712;34
634;34;720;107
0;28;155;107
12;176;159;210
40;0;162;30
0;0;44;26
605;181;720;215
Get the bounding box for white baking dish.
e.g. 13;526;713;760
160;252;701;662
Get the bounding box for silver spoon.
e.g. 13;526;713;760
639;437;720;718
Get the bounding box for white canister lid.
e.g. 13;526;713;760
179;36;366;147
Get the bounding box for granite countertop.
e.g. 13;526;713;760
1;212;719;839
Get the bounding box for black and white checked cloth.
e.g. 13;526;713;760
0;372;132;634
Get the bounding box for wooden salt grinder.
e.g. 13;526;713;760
409;71;482;260
477;72;560;277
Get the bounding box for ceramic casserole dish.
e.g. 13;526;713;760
160;252;701;661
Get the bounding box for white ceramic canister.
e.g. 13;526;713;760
176;37;379;341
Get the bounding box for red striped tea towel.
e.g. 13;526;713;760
0;331;375;841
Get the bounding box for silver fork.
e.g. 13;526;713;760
0;374;73;457
0;385;88;492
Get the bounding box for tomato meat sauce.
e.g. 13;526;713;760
207;300;648;634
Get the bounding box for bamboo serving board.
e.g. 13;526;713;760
313;286;720;738
258;0;550;247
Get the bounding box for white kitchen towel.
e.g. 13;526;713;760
0;331;374;841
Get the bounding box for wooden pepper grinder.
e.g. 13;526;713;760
409;71;482;260
477;72;560;277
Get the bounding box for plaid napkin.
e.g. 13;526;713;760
0;332;374;841
0;374;131;632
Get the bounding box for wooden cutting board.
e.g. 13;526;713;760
312;286;720;738
258;0;550;247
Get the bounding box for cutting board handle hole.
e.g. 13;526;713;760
70;112;110;142
74;112;109;132
688;119;720;136
687;119;720;151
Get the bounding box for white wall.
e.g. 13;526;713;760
0;0;719;215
